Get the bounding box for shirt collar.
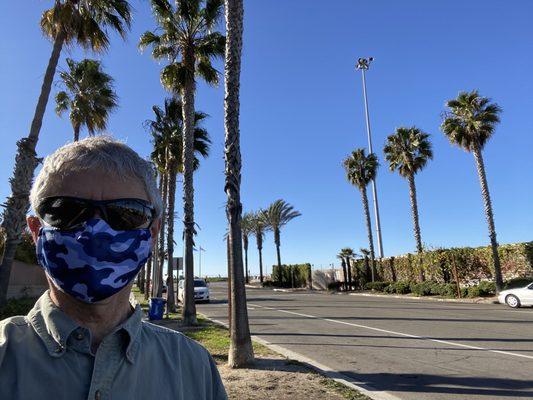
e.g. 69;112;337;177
27;290;143;363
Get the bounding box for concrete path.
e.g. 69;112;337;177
198;282;533;400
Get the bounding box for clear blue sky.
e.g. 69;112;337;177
1;1;531;277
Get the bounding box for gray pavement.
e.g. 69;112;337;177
198;282;533;400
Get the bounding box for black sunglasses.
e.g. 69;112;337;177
36;196;156;231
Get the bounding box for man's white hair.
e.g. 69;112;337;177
30;136;163;218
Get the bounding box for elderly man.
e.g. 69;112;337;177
0;137;227;400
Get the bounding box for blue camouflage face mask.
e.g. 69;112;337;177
37;218;152;303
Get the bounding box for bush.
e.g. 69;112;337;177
327;281;344;291
477;281;496;295
384;281;411;294
0;297;36;320
272;264;311;288
364;281;390;291
467;286;482;298
504;277;532;289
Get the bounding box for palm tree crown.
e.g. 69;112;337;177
383;127;433;178
262;200;301;237
41;0;132;50
146;97;211;172
139;0;225;92
441;90;501;152
55;58;118;141
343;149;379;191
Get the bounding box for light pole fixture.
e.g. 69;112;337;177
355;57;384;259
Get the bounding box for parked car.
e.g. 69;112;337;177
178;279;210;303
498;282;533;308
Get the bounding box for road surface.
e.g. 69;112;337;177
198;282;533;400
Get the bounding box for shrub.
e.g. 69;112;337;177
504;277;532;290
0;297;36;320
477;281;496;296
384;281;411;294
410;281;434;296
364;281;390;291
467;286;482;298
272;264;311;288
327;281;344;292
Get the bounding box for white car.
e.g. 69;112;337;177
178;279;210;303
498;282;533;308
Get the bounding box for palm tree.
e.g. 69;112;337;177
343;149;379;282
240;213;254;284
441;90;504;292
384;127;433;282
262;200;301;270
0;0;131;305
224;0;253;367
140;0;225;326
340;247;356;290
55;58;118;141
145;98;211;311
250;211;270;284
360;248;372;282
336;251;348;291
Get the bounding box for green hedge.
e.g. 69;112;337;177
350;242;532;285
272;264;311;288
0;229;38;265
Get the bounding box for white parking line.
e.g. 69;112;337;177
248;303;533;361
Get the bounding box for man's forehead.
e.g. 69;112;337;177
49;169;149;201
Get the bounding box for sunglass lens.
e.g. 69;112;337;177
104;200;153;230
37;197;92;230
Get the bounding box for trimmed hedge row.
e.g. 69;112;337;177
362;278;533;298
352;241;533;284
271;264;311;288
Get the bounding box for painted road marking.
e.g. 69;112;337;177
248;303;533;361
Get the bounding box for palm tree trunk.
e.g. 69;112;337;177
360;187;376;282
407;173;425;282
181;50;198;326
73;123;81;142
243;236;249;284
144;256;152;300
472;144;503;292
0;31;65;305
166;167;177;312
156;172;168;298
258;238;264;283
346;257;352;291
224;0;254;367
341;259;348;291
274;228;282;268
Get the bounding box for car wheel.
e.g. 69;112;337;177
505;294;521;308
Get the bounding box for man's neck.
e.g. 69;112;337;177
49;285;134;353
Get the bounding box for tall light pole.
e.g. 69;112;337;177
356;57;384;259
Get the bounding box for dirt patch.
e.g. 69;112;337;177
217;356;350;400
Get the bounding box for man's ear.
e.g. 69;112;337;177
26;216;42;244
150;218;161;248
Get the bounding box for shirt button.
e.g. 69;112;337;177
95;390;101;400
75;331;84;340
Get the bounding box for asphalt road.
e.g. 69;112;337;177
198;282;533;400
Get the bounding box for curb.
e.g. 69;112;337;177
204;315;401;400
348;292;499;304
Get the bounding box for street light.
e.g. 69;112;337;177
355;57;384;259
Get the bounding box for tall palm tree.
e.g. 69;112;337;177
262;200;301;269
240;212;254;284
251;211;270;284
336;251;348;291
0;0;131;305
343;149;379;282
360;248;372;282
55;58;118;141
441;90;504;292
384;127;433;282
340;247;356;290
224;0;253;367
145;98;211;311
140;0;225;326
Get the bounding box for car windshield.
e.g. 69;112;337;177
194;279;207;288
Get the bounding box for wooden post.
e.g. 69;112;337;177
451;253;461;298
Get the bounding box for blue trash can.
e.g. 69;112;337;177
148;297;166;321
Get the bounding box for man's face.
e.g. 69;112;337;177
27;168;160;252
